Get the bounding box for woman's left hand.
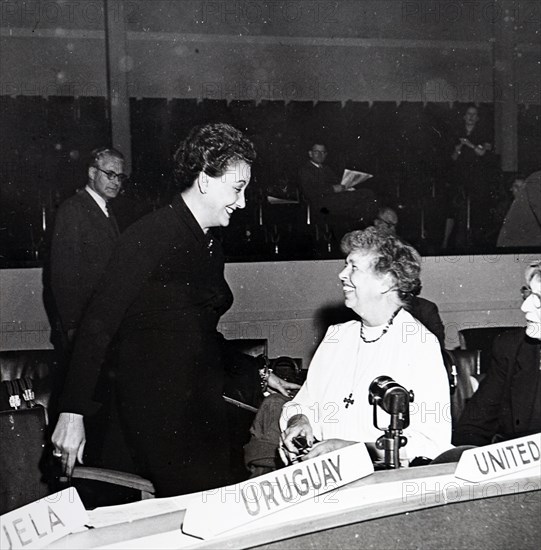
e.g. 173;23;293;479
267;372;301;397
301;439;356;461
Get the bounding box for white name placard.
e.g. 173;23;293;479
0;488;88;549
182;442;374;539
455;433;541;483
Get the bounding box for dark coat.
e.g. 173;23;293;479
298;161;377;228
298;161;339;207
407;296;445;349
50;189;119;333
453;328;541;446
59;195;238;496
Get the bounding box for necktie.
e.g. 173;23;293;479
106;202;120;237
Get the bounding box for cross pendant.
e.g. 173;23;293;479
343;393;355;408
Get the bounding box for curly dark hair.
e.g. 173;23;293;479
341;227;422;305
173;123;256;191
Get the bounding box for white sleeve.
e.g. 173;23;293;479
403;341;453;460
279;326;337;441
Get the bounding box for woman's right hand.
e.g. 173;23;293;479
279;414;314;464
51;412;86;477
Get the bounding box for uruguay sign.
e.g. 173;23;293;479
182;442;374;539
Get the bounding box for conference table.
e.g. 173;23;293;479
47;452;540;550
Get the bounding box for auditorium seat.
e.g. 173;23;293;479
459;326;517;374
442;349;483;427
200;98;231;125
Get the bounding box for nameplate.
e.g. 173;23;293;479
0;488;88;549
182;442;374;539
455;433;541;483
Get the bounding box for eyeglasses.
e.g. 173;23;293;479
376;217;397;228
520;286;541;307
96;167;128;184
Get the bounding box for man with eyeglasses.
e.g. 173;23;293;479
48;147;134;493
49;147;127;348
454;260;541;446
373;206;398;236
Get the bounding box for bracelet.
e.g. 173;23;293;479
258;357;272;393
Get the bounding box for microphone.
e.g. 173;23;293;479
368;375;414;469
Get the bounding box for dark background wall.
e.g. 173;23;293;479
1;0;540;263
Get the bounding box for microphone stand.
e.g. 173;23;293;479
373;393;409;469
369;376;414;469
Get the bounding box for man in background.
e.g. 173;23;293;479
50;147;126;348
298;142;340;218
48;148;132;501
298;141;377;236
373;206;399;235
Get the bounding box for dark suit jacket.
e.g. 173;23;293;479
50;189;119;334
453;328;541;446
298;161;339;206
298;161;378;229
407;296;445;349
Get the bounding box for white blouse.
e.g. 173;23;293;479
280;309;453;461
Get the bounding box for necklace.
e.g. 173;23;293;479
360;307;401;344
344;308;402;409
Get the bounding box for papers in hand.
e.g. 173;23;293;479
340;169;373;189
267;195;300;205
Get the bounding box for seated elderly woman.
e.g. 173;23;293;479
453;260;541;446
279;227;452;466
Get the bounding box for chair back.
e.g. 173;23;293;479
459;327;517;374
0;352;54;514
442;349;482;427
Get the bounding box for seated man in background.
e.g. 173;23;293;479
453;260;541;446
373;206;399;235
298;142;339;210
298;141;378;235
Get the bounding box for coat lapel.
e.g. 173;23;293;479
79;190;119;241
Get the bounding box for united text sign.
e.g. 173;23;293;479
455;433;541;483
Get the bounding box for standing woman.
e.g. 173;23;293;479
52;123;296;496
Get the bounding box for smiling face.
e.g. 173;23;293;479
202;160;251;228
88;155;125;200
338;251;391;322
521;273;541;340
